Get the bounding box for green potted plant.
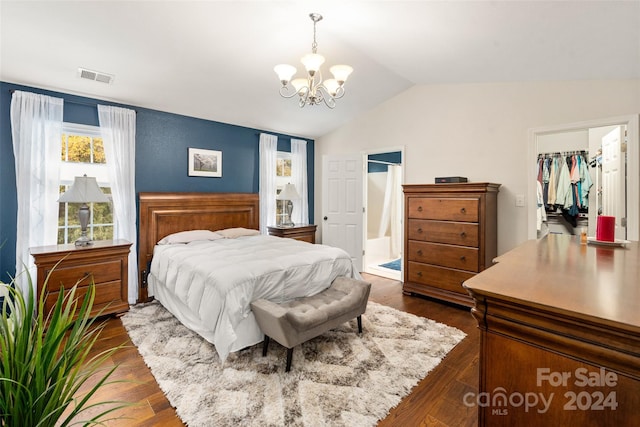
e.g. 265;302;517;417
0;271;129;426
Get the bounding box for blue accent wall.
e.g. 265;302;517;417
0;81;314;282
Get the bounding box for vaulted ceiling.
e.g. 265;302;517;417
2;1;639;138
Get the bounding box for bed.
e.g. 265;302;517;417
137;192;361;362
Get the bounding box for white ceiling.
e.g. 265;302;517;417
2;1;639;138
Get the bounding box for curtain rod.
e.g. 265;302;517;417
368;159;401;166
9;89;136;112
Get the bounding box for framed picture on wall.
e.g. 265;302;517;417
188;148;222;178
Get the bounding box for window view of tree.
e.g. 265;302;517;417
58;130;113;244
61;134;106;163
276;152;292;226
276;156;291;177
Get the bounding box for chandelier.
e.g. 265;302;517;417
274;13;353;109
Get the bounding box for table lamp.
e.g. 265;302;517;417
276;183;300;227
58;175;110;246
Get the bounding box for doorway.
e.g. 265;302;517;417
528;115;639;241
363;149;403;281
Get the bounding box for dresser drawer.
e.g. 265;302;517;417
407;261;475;295
408;197;479;222
408;219;479;247
43;259;123;290
44;280;123;312
408;241;480;272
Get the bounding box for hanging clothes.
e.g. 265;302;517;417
537;150;592;228
579;156;593;202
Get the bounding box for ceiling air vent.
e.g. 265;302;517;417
77;67;114;84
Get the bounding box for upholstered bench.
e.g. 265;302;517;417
250;276;372;372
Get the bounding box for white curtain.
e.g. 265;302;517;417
378;164;403;258
259;133;278;233
10;91;64;295
98;105;138;304
290;139;309;225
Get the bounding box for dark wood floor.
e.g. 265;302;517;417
86;273;479;426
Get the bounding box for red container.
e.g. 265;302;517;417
596;215;616;242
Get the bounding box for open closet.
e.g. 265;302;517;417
536;125;627;240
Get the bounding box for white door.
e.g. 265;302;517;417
322;154;363;271
601;126;626;239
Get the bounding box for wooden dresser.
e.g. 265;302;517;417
403;182;500;306
464;234;640;426
31;239;132;318
267;224;317;244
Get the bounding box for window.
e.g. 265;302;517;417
275;151;292;226
58;124;114;244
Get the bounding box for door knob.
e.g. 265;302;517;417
323;216;328;220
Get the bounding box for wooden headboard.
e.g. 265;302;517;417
137;192;260;301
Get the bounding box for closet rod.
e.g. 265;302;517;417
8;89;136;112
368;159;400;166
538;150;588;157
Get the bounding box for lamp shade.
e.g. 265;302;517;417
323;78;340;96
274;64;297;83
329;65;353;84
58;175;109;203
277;183;300;201
301;53;325;75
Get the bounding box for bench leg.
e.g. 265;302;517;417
357;315;363;334
262;335;270;356
285;347;294;372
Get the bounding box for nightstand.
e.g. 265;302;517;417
267;224;317;244
31;239;132;318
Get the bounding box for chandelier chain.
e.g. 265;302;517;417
312;19;318;54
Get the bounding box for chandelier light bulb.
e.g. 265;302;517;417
323;79;340;97
291;78;308;94
301;53;325;76
274;64;297;85
329;65;353;85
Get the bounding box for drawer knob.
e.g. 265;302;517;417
417;271;423;277
460;207;466;214
417;206;423;212
417;228;423;234
460;231;466;238
417;249;423;256
460;256;466;261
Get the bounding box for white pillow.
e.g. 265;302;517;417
216;227;261;239
157;230;224;245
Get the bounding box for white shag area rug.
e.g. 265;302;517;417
121;300;466;427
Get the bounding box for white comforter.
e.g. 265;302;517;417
148;235;360;362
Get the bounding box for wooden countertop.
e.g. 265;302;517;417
463;233;640;333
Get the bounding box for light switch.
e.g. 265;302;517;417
515;194;525;207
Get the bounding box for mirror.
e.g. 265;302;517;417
528;115;639;242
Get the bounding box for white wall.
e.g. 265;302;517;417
315;79;640;255
537;130;589;153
